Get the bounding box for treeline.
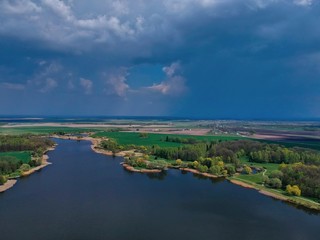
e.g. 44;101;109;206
0;156;22;175
124;155;168;170
153;144;207;162
164;136;200;144
100;137;320;168
101;136;320;200
0;135;54;155
139;140;320;167
263;163;320;199
206;140;320;165
100;139;148;154
249;147;320;165
280;163;320;199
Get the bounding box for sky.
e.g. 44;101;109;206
0;0;319;119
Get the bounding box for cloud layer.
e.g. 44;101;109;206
0;0;319;118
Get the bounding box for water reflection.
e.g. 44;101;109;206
146;171;167;180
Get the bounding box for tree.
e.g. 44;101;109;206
176;159;183;166
209;165;221;175
193;161;199;168
268;170;283;179
225;164;236;175
267;178;282;189
139;132;148;138
147;160;167;170
0;175;7;185
286;185;301;196
243;166;252;175
197;164;208;173
19;163;31;172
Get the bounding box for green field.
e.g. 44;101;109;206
240;157;279;172
0;151;32;163
0;126;100;135
93;131;243;147
235;173;265;184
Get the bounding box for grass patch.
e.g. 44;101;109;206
236;173;264;184
0;151;32;163
93;131;242;147
239;157;279;172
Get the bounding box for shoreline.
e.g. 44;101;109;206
21;145;57;177
121;163;162;173
180;168;219;178
0;179;17;193
229;178;320;211
0;145;56;193
229;179;257;189
49;135;320;211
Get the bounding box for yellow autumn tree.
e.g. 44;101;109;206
286;185;301;196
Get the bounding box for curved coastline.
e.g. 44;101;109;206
121;163;162;173
0;180;17;193
229;178;320;211
0;145;56;193
27;135;320;211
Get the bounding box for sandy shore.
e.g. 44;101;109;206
229;179;257;189
258;189;288;201
21;145;57;177
180;168;219;178
21;155;52;177
121;163;162;173
0;180;17;193
229;178;320;210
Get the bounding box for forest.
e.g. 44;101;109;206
100;137;320;201
0;135;54;184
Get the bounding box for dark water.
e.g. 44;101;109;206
1;139;319;240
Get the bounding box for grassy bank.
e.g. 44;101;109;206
228;176;320;211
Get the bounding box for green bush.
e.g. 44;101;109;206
0;175;7;185
267;177;282;189
268;170;283;179
20;163;31;172
286;185;301;196
243;166;252;175
147;160;168;170
209;165;221;175
225;164;236;175
197;164;208;173
175;159;183;166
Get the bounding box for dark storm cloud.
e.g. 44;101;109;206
0;0;319;118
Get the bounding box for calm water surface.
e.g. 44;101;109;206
1;139;319;240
